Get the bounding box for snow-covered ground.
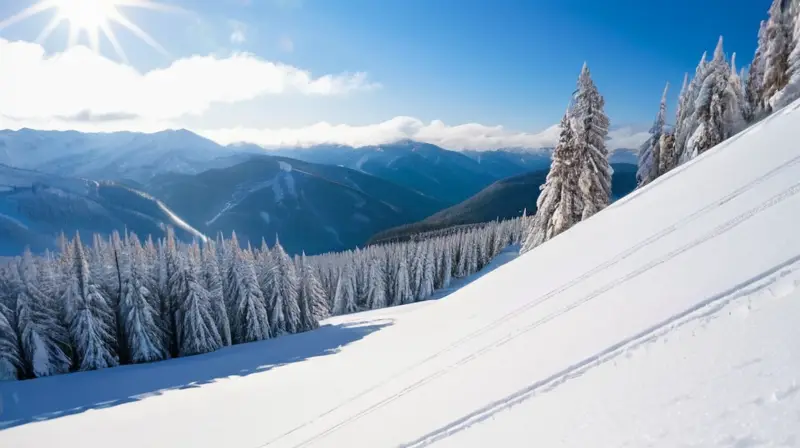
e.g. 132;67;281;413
2;101;800;447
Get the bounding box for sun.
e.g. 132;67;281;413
0;0;182;62
57;0;119;31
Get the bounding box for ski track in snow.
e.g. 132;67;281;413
399;256;800;447
256;160;800;448
276;179;800;448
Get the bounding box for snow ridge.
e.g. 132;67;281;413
400;254;800;447
261;167;800;448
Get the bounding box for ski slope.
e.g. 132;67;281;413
2;101;800;447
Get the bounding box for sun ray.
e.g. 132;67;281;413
100;21;129;64
1;0;179;62
0;0;57;30
109;10;168;56
117;0;187;14
35;14;64;44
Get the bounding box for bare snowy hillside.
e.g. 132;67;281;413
2;100;800;447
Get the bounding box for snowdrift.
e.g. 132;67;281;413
2;100;800;447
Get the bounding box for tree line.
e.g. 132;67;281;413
524;0;800;252
0;217;526;380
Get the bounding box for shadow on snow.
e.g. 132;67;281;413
0;320;392;430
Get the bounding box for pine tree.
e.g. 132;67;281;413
268;238;301;335
573;63;612;220
440;241;453;289
637;82;669;187
120;238;167;364
747;21;769;121
675;52;709;163
393;252;413;306
226;248;271;344
656;130;677;177
202;243;231;346
174;251;222;357
417;243;435;301
332;263;357;315
0;265;24;379
687;37;743;158
522;111;582;252
63;237;119;371
296;253;327;331
366;257;387;310
762;0;793;111
776;0;800;108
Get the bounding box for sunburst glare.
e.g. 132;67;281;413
0;0;182;62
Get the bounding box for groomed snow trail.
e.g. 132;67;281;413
2;100;800;448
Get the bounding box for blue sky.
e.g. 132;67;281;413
0;0;771;149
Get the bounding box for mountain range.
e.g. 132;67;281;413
370;163;638;244
0;127;646;255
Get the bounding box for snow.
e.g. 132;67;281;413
2;100;800;447
279;161;293;172
260;211;271;224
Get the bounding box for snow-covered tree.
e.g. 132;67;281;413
332;263;357;315
417;243;435;301
775;0;800;108
573;63;612;220
63;237;118;371
120;238;167;364
675;52;709;163
267;238;301;335
747;21;769;121
174;251;221;357
226;248;271;343
392;251;413;306
762;0;793;111
686;37;744;158
637;82;669;187
202;243;231;346
296;253;327;331
656;130;677;178
366;257;387;310
523;111;582;251
0;297;21;380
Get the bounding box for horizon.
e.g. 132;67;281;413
0;0;770;150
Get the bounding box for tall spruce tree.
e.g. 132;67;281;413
572;63;612;220
15;251;71;377
64;237;119;371
762;0;793;112
675;52;709;163
747;21;769;121
522;113;581;251
226;248;271;343
174;248;222;357
296;253;327;331
120;237;167;364
687;38;742;158
637;82;669;187
269;238;301;335
202;242;231;346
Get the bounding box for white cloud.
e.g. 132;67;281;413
196;117;648;151
0;39;379;122
278;36;294;53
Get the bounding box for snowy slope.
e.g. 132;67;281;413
2;101;800;447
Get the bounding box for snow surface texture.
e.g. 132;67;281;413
2;100;800;447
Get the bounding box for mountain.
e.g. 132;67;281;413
459;148;553;179
370;162;638;243
0;164;204;255
268;140;501;205
0;128;254;184
146;155;446;255
4;100;798;448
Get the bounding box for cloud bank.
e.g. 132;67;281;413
0;39;378;122
199;117;648;151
